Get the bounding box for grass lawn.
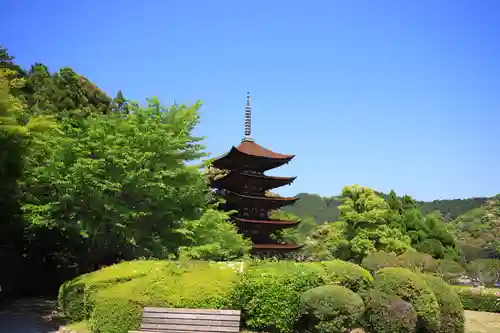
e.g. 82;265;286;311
66;320;90;333
465;310;500;333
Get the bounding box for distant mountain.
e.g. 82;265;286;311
451;195;500;259
283;192;491;223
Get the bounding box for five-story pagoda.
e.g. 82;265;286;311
211;93;301;255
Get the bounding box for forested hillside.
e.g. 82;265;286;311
452;196;500;260
283;192;491;223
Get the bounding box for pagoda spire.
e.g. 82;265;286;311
243;92;254;141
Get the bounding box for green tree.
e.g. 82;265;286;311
108;90;129;114
20;98;210;270
385;190;460;260
340;185;412;261
303;221;349;260
177;207;251;261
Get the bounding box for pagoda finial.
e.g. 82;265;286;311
244;92;253;141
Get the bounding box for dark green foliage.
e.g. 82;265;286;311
419;197;490;221
283;192;489;223
299;285;364;333
420;273;465;333
373;267;440;333
282;193;341;223
360;289;417;333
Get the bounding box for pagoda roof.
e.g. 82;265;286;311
232;217;300;226
212;171;296;190
231;192;299;203
233;140;294;159
212;139;294;170
252;244;303;251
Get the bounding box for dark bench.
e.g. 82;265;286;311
129;307;241;333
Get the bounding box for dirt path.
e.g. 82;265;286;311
0;298;64;333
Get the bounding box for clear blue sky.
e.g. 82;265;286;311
3;0;499;200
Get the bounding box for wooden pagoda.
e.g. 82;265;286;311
211;93;301;255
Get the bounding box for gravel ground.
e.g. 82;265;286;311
0;298;62;333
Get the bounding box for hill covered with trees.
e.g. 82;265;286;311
282;192;491;223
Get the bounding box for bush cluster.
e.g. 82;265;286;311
373;267;441;332
359;289;418;333
90;261;240;333
455;286;500;313
419;273;464;333
58;258;470;333
299;285;365;333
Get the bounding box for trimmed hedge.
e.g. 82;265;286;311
59;259;476;333
373;267;440;332
420;273;464;333
320;259;373;292
233;261;324;333
299;285;365;333
58;260;171;322
89;261;240;333
360;289;417;333
454;286;500;313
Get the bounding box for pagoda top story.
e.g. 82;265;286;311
212;93;295;172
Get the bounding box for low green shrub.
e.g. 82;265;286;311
359;289;417;333
299;285;365;333
57;260;171;322
320;259;373;292
435;259;465;283
89;261;240;333
397;251;438;273
361;251;400;273
373;267;440;332
454;286;500;313
233;261;324;333
420;273;464;333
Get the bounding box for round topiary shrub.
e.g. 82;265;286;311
320;260;373;292
361;251;400;273
373;267;440;332
299;285;365;333
419;273;465;333
360;289;417;333
233;261;324;333
397;251;438;273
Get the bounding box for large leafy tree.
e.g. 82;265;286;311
340;185;413;261
385;190;459;260
20;98;211;270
